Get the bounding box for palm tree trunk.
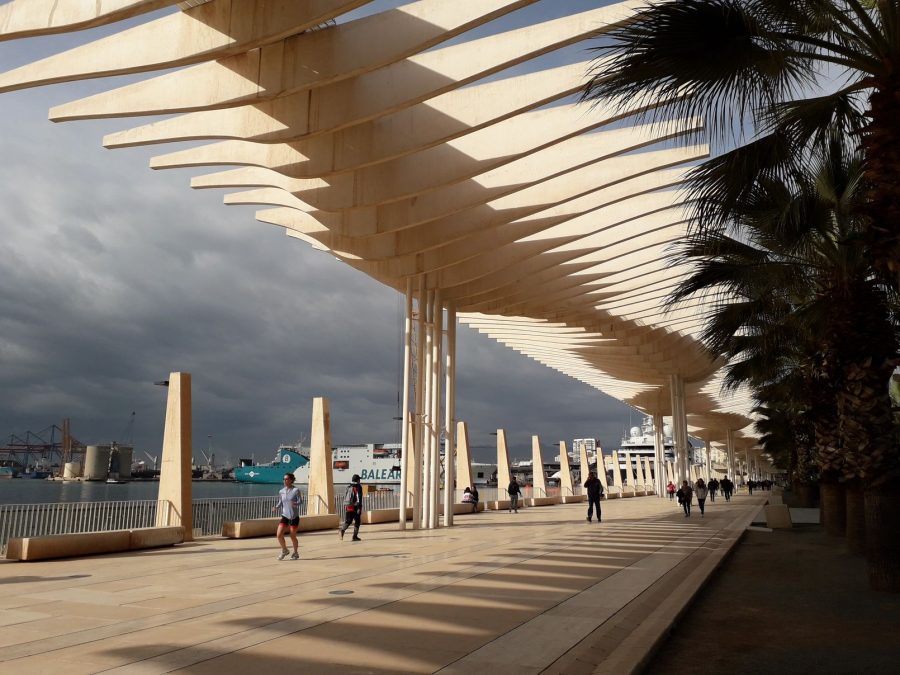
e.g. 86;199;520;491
820;479;846;537
864;485;900;592
845;480;865;554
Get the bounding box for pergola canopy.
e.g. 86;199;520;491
0;0;758;444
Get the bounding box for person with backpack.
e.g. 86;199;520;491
676;479;693;517
507;477;521;513
583;471;604;522
666;480;676;501
339;474;364;542
721;476;734;502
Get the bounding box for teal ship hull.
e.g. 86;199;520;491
233;449;309;484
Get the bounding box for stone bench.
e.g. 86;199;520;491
561;495;586;504
129;526;184;549
453;502;485;514
361;507;414;524
222;513;339;538
6;526;185;561
524;497;560;507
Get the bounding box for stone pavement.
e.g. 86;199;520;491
0;495;764;674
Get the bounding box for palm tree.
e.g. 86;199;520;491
665;134;899;587
582;0;900;285
582;0;900;591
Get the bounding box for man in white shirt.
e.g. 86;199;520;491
272;472;303;560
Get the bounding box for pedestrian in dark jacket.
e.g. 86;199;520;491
584;472;604;522
508;477;521;513
676;480;693;517
339;474;363;541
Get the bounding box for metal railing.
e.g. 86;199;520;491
0;500;170;555
192;496;281;536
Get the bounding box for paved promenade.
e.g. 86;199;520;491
1;495;764;674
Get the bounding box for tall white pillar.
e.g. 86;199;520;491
653;413;665;497
443;303;456;526
558;441;575;496
156;372;192;538
669;375;689;485
726;428;736;482
399;279;412;530
422;290;434;529
704;440;712;482
413;280;426;530
429;289;442;529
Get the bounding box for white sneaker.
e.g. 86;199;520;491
291;552;300;560
278;549;289;561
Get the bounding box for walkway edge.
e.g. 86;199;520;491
592;503;763;675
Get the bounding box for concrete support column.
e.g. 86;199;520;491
496;429;512;490
156;372;192;539
413;279;426;530
443;302;455;526
422;289;434;529
596;445;609;494
456;421;473;493
704;440;712;482
623;451;635;488
610;451;624;491
429;289;442;529
399;279;412;530
558;441;574;496
726;428;736;482
653;413;665;497
578;441;591;492
531;436;546;497
669;375;689;485
307;397;335;515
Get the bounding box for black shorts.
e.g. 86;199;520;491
279;516;300;527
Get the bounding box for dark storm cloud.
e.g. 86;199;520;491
0;1;635;467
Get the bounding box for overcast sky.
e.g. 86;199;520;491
0;0;645;467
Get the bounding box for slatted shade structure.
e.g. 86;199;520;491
0;0;758;456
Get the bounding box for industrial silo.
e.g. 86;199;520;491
83;445;111;480
114;445;134;480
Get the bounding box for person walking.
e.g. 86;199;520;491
339;474;364;542
508;477;521;513
583;471;604;522
471;486;480;513
708;478;719;502
695;478;708;517
721;476;734;502
666;481;676;501
676;480;693;517
272;472;303;560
